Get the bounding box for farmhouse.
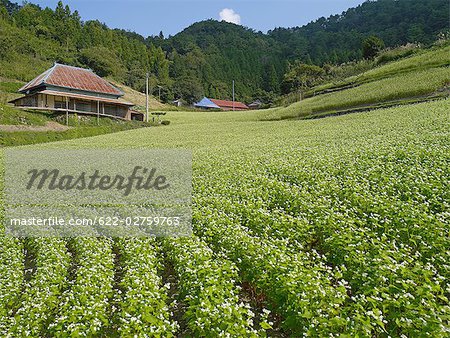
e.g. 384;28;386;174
195;97;249;111
9;63;143;121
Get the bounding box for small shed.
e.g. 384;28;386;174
172;98;183;107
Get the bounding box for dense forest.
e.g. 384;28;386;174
0;0;448;103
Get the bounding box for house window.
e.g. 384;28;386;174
54;96;67;109
77;100;92;112
104;104;118;116
22;96;37;107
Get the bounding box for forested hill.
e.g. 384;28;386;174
158;21;285;102
268;0;449;64
0;0;448;104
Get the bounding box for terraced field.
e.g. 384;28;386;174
1;98;449;336
276;45;450;119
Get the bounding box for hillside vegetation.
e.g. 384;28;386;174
0;0;448;103
263;45;450;120
109;80;171;111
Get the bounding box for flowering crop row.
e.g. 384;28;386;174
48;238;114;336
113;238;178;336
261;152;450;336
194;205;351;336
0;236;24;335
163;236;261;337
0;99;448;336
187;102;449;336
3;238;70;337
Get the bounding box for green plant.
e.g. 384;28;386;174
362;36;385;59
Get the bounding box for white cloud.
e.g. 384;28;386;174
219;8;241;25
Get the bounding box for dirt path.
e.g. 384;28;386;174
0;121;70;132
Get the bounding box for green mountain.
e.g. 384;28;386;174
0;0;448;103
158;20;284;102
269;0;449;64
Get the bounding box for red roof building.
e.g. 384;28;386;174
210;99;249;111
10;63;143;121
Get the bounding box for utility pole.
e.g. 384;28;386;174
146;73;149;123
232;80;235;111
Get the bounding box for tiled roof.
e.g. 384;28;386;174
210;99;249;109
19;63;123;96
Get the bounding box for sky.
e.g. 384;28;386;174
32;0;367;37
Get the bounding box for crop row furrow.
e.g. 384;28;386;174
0;236;24;335
48;237;114;336
112;237;178;336
3;238;70;337
163;236;261;337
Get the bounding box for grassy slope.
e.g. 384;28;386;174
260;45;450;121
311;45;450;94
109;80;171;111
0;114;150;147
261;67;449;120
352;45;450;84
0;105;50;126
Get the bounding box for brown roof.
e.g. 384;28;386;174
9;89;134;106
19;64;123;97
210;99;249;110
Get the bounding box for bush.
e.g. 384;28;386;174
376;44;419;65
362;36;385;59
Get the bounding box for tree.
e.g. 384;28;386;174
407;24;425;43
79;46;125;78
172;76;204;104
265;64;280;94
362;36;385;59
0;3;9;20
281;62;325;94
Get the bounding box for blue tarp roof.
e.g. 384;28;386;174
194;97;220;109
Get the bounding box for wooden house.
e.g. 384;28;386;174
9;63;143;121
